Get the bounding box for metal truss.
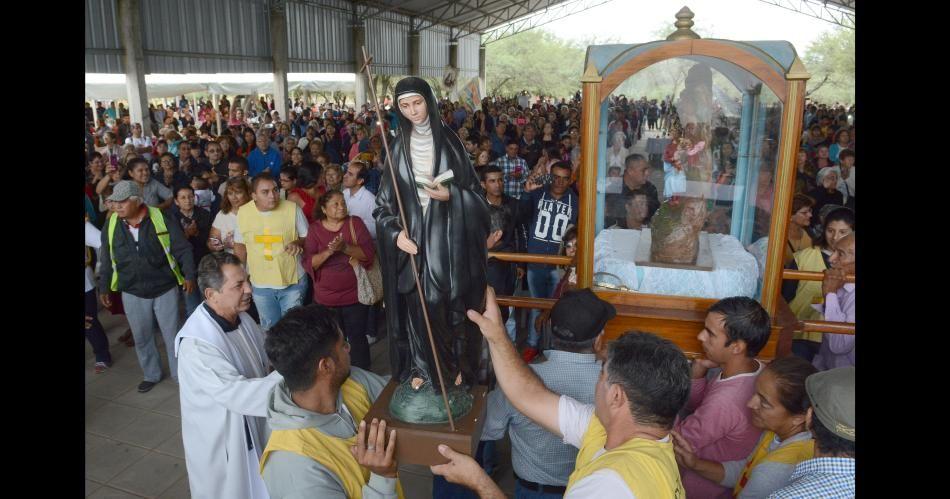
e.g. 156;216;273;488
757;0;855;29
481;0;614;44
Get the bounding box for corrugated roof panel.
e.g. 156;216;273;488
367;17;410;76
458;32;480;77
419;28;449;77
86;0;121;49
140;0;271;74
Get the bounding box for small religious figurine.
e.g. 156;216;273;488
374;77;491;423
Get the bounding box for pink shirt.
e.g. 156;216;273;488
674;361;765;498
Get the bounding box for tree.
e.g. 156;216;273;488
802;28;855;105
485;29;587;98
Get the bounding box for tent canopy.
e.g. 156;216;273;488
85;73;356;101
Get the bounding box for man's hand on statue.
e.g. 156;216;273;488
822;267;846;296
691;358;718;379
100;293;112;309
182;280;196;294
396;230;418;255
350;419;398;478
284;241;303;257
466;286;508;344
423;183;450;201
430;444;498;495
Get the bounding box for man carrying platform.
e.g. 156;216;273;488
431;287;690;498
260;304;403;499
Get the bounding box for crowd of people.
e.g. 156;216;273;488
84;91;854;498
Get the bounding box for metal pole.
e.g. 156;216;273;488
360;45;456;432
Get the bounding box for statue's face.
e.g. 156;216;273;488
681;199;707;229
398;95;428;126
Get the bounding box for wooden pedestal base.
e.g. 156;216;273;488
362;380;487;466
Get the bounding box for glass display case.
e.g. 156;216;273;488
570;8;811;355
592;56;784;301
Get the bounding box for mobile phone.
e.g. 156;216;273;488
110;155;118;167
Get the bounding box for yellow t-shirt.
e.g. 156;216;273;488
237;200;299;287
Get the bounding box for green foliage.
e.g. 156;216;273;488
485;30;587;98
802;28;855;105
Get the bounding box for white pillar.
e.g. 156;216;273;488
270;2;290;123
117;0;151;132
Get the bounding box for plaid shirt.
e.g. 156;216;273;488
481;351;601;486
491;154;528;199
768;457;855;499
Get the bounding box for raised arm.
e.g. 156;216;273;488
466;286;562;436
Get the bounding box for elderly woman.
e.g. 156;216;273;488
303;190;376;369
807;167;844;221
782;207;854;361
673;356;817;498
347;125;369;161
322;163;343;192
605;130;630;170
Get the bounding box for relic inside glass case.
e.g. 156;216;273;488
593;56;784;300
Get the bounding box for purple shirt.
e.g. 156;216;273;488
812;283;855;370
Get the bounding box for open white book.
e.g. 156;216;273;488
414;170;455;189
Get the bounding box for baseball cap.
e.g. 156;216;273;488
806;366;855;442
107;180;142;202
549;288;616;342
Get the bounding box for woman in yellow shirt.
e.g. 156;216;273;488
672;356;818;498
781;207;855;361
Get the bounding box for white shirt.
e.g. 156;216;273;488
85;221;102;293
233;203;310;289
125;135;153;161
343;186;377;239
558;395;679;499
212;211;239;254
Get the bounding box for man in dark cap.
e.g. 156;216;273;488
768;366;854;498
479;288;612;496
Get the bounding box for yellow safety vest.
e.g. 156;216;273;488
237;200;299;287
566;416;684;498
107;207;185;291
734;431;814;497
788;246;827;343
260;378;404;499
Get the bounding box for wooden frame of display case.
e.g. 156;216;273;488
490;34;812;359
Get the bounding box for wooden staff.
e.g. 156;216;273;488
359;46;456;432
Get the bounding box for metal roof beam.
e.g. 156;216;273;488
757;0;855;29
482;0;614;43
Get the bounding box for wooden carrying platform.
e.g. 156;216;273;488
362;380;488;466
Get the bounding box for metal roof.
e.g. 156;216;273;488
348;0;573;34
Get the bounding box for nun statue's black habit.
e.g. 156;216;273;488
373;77;490;422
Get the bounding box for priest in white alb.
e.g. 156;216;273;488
175;252;283;499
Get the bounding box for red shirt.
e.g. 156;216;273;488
304;216;375;307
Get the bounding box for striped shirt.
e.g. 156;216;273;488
481;350;601;486
767;457;855;498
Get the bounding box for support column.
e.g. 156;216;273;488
576;64;603;289
448;38;459;101
478;44;487;98
117;0;151;134
353;22;368;108
409;25;421;76
270;1;290;123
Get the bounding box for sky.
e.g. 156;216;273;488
540;0;842;55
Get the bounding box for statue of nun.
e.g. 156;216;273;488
373;77;491;423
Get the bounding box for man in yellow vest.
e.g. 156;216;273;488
98;180;196;393
234;173;310;330
260;304;403;499
431;287;690;498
